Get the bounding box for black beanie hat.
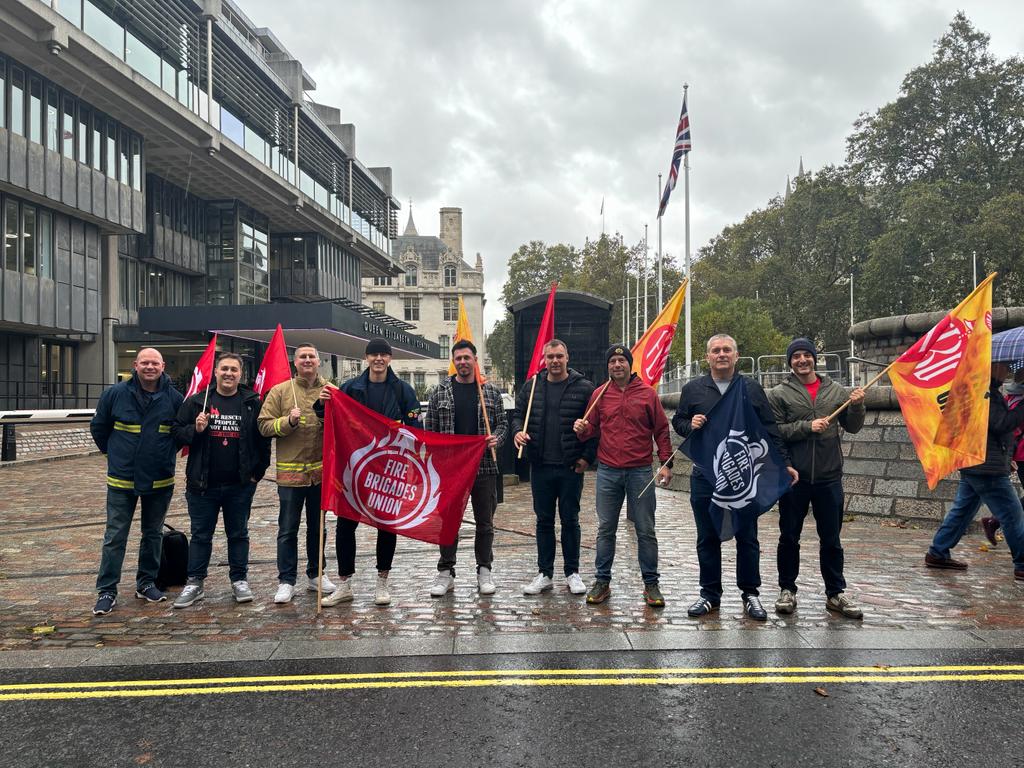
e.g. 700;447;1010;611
365;338;392;356
786;337;817;366
606;344;634;368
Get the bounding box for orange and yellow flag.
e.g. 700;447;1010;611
631;279;687;388
890;273;995;489
448;296;485;381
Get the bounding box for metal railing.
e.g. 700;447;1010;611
658;353;852;395
0;381;109;411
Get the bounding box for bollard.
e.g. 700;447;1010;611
1;423;15;462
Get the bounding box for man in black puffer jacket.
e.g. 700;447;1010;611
511;339;597;596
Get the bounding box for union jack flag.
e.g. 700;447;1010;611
657;93;691;218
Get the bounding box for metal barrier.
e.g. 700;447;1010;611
0;381;108;411
756;353;844;388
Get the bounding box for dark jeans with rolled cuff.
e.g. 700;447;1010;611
276;484;326;585
336;517;397;577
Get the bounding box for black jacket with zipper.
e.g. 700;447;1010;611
767;373;865;484
510;368;597;468
962;379;1024;476
172;385;272;492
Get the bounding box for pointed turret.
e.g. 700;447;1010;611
403;201;419;236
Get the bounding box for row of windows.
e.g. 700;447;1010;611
2;195;53;278
403;264;460;288
0;55;143;191
148;176;206;240
376;297;460;324
118;257;193;313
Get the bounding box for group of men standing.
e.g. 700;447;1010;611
90;329;1023;618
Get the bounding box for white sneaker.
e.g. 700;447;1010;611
273;583;294;604
477;567;496;595
523;573;554;595
430;571;455;597
566;573;587;595
308;575;337;593
374;575;392;606
321;579;353;606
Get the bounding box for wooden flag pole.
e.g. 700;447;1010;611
316;506;326;614
516;375;539;458
476;372;498;463
201;383;211;413
581;380;612;422
825;360;897;422
290;379;299;410
639;447;680;497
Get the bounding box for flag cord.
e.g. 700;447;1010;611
516;375;539;459
825;360;896;422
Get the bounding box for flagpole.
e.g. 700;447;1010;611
315;505;326;614
581;380;612;421
639;447;679;497
634;272;640;345
516;374;539;459
624;277;629;342
643;224;649;332
476;373;498;464
683;83;692;377
657;174;663;308
826;360;897;422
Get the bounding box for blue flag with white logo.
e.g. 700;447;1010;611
681;377;792;541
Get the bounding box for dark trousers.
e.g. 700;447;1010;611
776;478;847;597
691;475;760;602
185;483;258;582
96;487;172;595
276;484;325;585
531;464;583;577
438;474;497;575
336;517;397;577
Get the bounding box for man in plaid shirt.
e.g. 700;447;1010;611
425;340;508;596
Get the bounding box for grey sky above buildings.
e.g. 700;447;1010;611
241;0;1024;332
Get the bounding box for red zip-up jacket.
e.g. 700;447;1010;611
577;374;673;468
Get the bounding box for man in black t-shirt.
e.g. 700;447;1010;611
171;353;271;608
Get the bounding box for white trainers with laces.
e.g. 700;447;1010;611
274;583;295;604
308;575;337;593
566;573;587;595
374;575;392;606
430;571;455;597
477;567;496;596
523;573;553;595
321;579;353;606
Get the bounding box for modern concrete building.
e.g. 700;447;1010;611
0;0;435;409
359;205;487;396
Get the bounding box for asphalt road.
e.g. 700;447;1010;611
2;648;1021;768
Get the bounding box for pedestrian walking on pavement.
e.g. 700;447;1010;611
257;343;337;604
512;340;596;597
768;337;867;619
171;353;271;608
573;344;673;608
90;348;184;615
980;365;1024;546
672;334;797;621
424;340;507;598
319;338;420;608
925;361;1024;582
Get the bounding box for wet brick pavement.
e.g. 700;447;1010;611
1;453;1022;652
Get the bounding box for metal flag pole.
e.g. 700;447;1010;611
657;174;663;308
683;83;692;376
634;271;640;345
643;224;649;331
624;275;629;342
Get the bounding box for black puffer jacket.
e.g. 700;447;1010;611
962;380;1024;476
511;369;597;467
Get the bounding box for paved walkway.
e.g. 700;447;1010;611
1;454;1022;660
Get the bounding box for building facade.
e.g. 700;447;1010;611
0;0;433;409
358;206;486;396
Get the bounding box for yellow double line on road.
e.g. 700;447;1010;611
2;664;1024;702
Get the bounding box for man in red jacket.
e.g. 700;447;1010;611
574;345;673;607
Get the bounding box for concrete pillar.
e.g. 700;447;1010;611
101;234;119;384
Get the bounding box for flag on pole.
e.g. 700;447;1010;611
526;283;558;379
321;390;486;546
599;197;604;216
657;92;691;218
184;334;218;400
681;377;792;541
631;279;687;388
890;273;995;489
448;296;485;381
253;324;292;399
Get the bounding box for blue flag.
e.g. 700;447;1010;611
681;377;791;541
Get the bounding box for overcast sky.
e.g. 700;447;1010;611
242;0;1024;332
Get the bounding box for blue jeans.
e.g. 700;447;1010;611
531;464;584;577
929;473;1024;570
277;484;326;585
185;483;258;582
594;463;659;584
691;474;761;602
96;487;172;595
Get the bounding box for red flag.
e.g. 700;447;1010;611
321;390;486;546
254;324;291;399
526;282;557;378
184;334;217;400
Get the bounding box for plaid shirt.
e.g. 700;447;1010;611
425;376;507;476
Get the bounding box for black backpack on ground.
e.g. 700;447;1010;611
156;523;189;590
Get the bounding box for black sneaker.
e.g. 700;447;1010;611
687;597;718;617
981;517;1001;547
92;593;116;616
586;580;611;604
643;582;666;607
135;585;167;603
743;594;768;621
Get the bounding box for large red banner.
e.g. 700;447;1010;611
322;390;487;546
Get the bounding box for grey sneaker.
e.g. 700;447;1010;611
321;579;354;606
826;593;864;619
231;580;254;603
774;589;797;614
173;581;204;609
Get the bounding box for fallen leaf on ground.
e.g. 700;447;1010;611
843;514;856;523
873;664;891;670
814;687;829;697
979;544;990;552
31;625;55;634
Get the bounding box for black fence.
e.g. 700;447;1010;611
0;381;109;411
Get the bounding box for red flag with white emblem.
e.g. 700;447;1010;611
631;279;687;388
253;324;291;399
184;334;218;400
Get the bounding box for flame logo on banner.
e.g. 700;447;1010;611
711;429;770;510
902;317;971;389
641;325;675;384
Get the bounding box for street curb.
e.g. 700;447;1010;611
2;628;1023;671
0;449;100;468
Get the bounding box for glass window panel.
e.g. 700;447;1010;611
62;95;75;158
300;171;314;199
125;31;161;86
105;121;116;179
118;128;129;185
221;107;244;146
38;210;52;279
176;69;189;108
78;106;90;163
31;78;44;145
10;67;24;136
57;0;83;27
22;205;35;276
405;264;417;287
131;136;141;191
5;199;19;270
83;2;125;58
0;58;6;130
161;59;175;97
244;124;266;163
92;112;102;171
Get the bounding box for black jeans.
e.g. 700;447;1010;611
531;464;583;578
336;518;397;577
776;478;847;597
691;474;760;602
276;484;325;585
438;474;497;575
